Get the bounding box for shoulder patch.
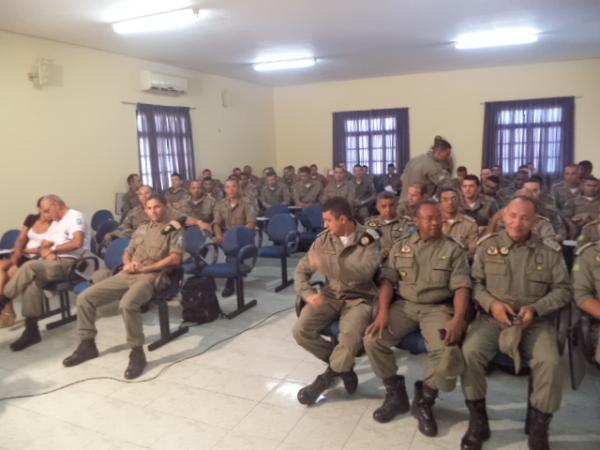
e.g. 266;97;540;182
542;238;561;252
476;233;496;246
575;241;595;256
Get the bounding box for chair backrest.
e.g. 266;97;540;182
300;204;323;231
0;229;20;249
184;226;206;255
265;204;289;218
266;213;297;244
223;226;256;257
95;219;120;245
91;209;115;231
105;238;130;271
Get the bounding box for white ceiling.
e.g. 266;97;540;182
1;0;600;86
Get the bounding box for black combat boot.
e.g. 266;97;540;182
10;318;41;351
412;380;438;437
372;374;410;423
527;407;552;450
339;368;359;394
222;278;235;297
297;367;338;405
63;339;99;367
124;346;147;379
461;399;491;450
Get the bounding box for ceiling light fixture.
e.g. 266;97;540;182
455;27;538;50
112;8;208;34
253;57;317;72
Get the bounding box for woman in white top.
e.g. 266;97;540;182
0;198;52;327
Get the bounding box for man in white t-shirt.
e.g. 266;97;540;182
5;194;90;351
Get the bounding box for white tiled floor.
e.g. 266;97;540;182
1;256;599;449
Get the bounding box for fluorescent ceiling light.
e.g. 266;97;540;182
112;8;208;34
455;27;538;50
253;57;317;72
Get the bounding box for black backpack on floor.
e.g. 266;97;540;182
180;276;221;324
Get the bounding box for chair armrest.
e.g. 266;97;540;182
71;255;101;281
196;241;220;270
237;244;258;274
284;230;299;256
153;267;184;300
555;303;571;356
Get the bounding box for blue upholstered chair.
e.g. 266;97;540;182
0;229;20;259
298;204;324;251
93;219;120;256
182;226;209;274
258;213;299;292
91;209;114;231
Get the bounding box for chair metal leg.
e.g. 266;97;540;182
224;277;257;319
148;300;189;351
275;256;293;292
46;290;77;330
525;376;533;434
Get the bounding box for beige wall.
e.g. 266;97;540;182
0;31;274;231
273;58;600;176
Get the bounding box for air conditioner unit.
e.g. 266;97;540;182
140;70;188;94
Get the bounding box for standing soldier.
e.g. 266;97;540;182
460;196;570;450
400;135;453;200
62;194;184;379
293;197;380;405
363;200;471;435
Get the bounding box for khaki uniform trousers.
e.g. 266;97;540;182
77;271;157;348
461;314;562;414
292;299;371;373
363;300;461;391
4;259;76;318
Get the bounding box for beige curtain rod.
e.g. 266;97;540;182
121;101;196;110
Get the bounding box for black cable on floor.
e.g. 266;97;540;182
0;305;294;402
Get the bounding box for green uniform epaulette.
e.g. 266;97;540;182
537;214;551;223
542;238;561;252
575;241;595;256
476;233;496;246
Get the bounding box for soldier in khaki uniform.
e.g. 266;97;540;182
293;166;323;207
164;172;190;210
201;176;224;201
551;164;580;213
364;200;471;434
400;136;453;200
321;165;356;204
460;197;571;450
352;165;377;222
576;218;600;251
213;177;257;297
239;172;259;209
365;192;412;261
177;180;216;223
259;171;291;209
439;188;478;258
122;173;142;216
461;175;499;228
293;197;380;405
63;195;184;379
572;240;600;366
563;176;600;237
397;182;427;218
106;185;154;244
521;177;566;241
497;169;529;207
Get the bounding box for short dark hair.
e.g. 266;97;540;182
145;194;167;206
171;172;181;179
226;175;240;183
491;164;501;170
202;176;213;182
486;175;500;185
310;164;318;169
387;163;396;168
322;197;354;221
298;166;310;174
409;182;427;195
438;188;458;197
457;166;467;173
516;169;530;177
353;164;362;169
524;175;543;187
431;135;451;151
377;191;397;202
126;173;138;184
462;174;480;186
265;170;276;178
414;199;440;216
564;163;578;170
578;160;593;172
509;195;538;213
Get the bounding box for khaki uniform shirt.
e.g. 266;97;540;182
564;195;600;223
122;189;141;216
471;230;571;316
443;213;479;258
321;181;356;204
497;185;517;208
376;174;402;193
164;188;190;210
295;224;380;302
396;200;417;219
572;241;600;307
353;179;376;206
382;233;471;304
213;197;257;231
177;196;216;223
495;215;559;242
576;219;600;251
126;220;184;269
365;215;412;254
400;151;452;199
115;206;177;238
292;181;323;205
551;181;579;213
462;195;499;227
260;183;291;208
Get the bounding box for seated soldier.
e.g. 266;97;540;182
213;177;257;297
293;197;380;405
122;173;142;217
365;192;412;261
260;170;291;210
451;165;468;191
439;188;478;258
461;174;499;229
375;163;402;194
490;165;510;189
460;196;571;450
63;194;183;379
523;176;566;240
321;165;356;204
5;195;90;351
177;179;216;224
292;166;323;207
310;164;327;187
564;176;600;238
239;172;259;210
243;165;259;185
497;169;530;207
397;182;427;218
164;172;190;210
352;164;377;223
482;175;500;201
105;185;154;244
551;164;580;213
479;168;491;185
363;200;471;434
572;238;600;368
282;165;298;190
201;176;224;201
